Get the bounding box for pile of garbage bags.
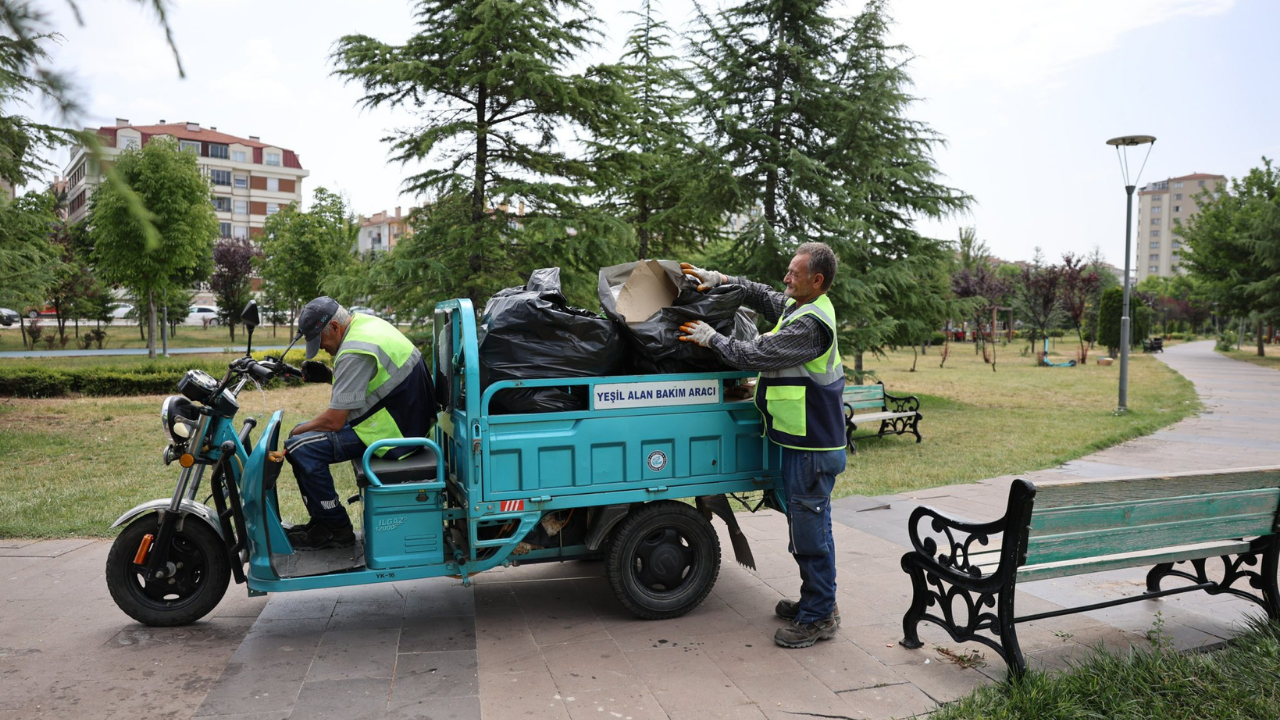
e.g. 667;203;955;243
477;261;759;414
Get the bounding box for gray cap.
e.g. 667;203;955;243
297;296;340;359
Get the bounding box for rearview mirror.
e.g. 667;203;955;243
240;301;260;330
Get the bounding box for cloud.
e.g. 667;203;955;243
892;0;1236;89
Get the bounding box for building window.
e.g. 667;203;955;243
233;200;247;215
208;144;229;159
1174;193;1182;200
213;196;232;212
1151;218;1160;225
232;226;248;240
1151;206;1161;213
233;175;248;188
210;169;232;186
232;150;247;163
219;222;232;237
266;203;280;216
1174;182;1184;188
1149;265;1159;273
1149;253;1160;261
267;177;279;192
1173;205;1181;212
1150;194;1162;202
1151;241;1160;248
1173;241;1182;249
265;152;281;166
1198;180;1206;187
1151;230;1160;237
117;135;139;150
179;140;201;154
1171;251;1180;259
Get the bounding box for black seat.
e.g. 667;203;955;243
351;450;439;487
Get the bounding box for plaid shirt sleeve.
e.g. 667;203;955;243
725;275;788;326
708;310;832;372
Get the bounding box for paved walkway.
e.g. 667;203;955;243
3;341;1279;719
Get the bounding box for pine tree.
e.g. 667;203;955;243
585;0;725;262
690;0;968;364
332;0;625;309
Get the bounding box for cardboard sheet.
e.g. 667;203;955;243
615;259;678;324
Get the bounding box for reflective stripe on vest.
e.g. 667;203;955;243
754;294;846;451
335;314;423;457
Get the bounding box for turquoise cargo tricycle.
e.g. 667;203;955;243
105;299;783;626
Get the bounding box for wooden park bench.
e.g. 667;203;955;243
842;382;922;453
898;466;1280;677
1142;337;1164;353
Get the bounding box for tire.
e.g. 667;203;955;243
605;501;720;620
105;513;231;626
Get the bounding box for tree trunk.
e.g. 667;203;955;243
637;196;650;260
18;315;27;349
940;337;950;368
853;350;863;381
146;289;158;359
910;346;917;372
1258;319;1266;357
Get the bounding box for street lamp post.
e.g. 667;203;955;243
1106;135;1156;414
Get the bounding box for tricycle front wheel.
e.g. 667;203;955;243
105;513;230;626
606;501;720;620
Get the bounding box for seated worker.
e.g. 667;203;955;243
284;297;436;549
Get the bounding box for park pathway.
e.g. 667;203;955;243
3;341;1278;719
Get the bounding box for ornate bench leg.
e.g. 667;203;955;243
900;555;928;649
1145;562;1175;593
1261;536;1280;620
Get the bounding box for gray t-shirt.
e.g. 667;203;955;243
330;352;378;410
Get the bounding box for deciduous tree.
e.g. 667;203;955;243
89;139;217;358
212;238;262;341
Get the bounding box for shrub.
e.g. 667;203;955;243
78;370;185;396
1216;330;1237;352
0;370;71;398
929;331;947;345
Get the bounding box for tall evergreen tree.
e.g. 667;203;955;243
690;0;968;366
332;0;625;309
585;0;726;261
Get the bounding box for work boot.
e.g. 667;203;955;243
773;614;840;649
775;598;840;622
285;519;316;542
292;523;355;550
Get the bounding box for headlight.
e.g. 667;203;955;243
160;395;201;444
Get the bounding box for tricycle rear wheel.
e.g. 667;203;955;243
106;513;230;626
605;501;720;620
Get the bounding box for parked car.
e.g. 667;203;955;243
0;307;19;326
110;303;136;322
186;305;221;326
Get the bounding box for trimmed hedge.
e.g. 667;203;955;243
0;354;331;398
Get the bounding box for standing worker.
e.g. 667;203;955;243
284;297;436;549
678;243;847;648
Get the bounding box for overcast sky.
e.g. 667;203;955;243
24;0;1280;268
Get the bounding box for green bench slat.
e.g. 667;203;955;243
969;539;1255;582
1032;467;1280;509
1025;512;1276;565
1029;488;1280;536
842;386;884;404
1017;540;1254;582
845;400;885;410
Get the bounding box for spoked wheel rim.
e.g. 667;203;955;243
631;527;697;594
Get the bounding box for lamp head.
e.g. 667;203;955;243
1106;135;1156;147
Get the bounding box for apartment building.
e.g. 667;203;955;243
358;207;412;254
63;119;309;241
1135;172;1224;282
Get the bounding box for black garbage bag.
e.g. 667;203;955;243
479;268;624;414
598;259;758;374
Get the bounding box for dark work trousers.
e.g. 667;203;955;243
284;425;365;529
781;446;848;624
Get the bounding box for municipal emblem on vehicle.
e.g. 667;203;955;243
646;450;668;472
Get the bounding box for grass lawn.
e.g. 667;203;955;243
0;380;345;537
933;618;1280;719
0;323;297;352
838;341;1199;498
1218;346;1280;371
0;339;1198;538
